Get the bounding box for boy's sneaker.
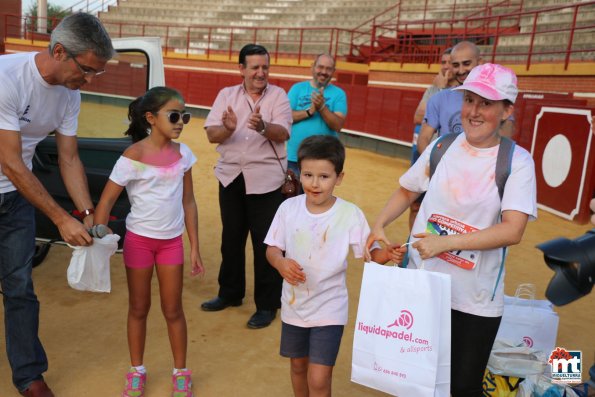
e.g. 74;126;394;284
172;370;193;397
122;369;146;397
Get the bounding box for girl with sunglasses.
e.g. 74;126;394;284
94;86;204;397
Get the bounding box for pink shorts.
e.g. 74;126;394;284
123;230;184;268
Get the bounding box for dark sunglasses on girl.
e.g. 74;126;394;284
164;111;191;124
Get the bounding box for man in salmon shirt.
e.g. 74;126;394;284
202;44;293;329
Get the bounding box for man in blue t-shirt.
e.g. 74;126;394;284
417;41;514;155
411;47;455;165
286;54;347;179
408;47;456;230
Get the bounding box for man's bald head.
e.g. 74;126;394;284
450;41;482;85
311;53;336;88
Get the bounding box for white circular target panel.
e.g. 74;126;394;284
541;134;572;188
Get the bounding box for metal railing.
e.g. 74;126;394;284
66;0;118;15
97;22;357;64
363;1;595;69
3;0;594;70
349;0;523;53
1;0;118;40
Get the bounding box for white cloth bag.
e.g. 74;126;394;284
351;262;451;397
67;234;120;293
495;284;559;354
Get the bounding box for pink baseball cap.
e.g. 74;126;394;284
453;63;518;103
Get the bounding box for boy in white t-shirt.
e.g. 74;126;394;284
265;135;400;397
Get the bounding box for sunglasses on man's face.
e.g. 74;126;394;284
162;111;192;124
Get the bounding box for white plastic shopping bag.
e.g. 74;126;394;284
351;262;451;397
487;339;548;377
495;284;559;354
517;376;581;397
67;234;120;293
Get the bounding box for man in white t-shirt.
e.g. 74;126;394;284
0;13;114;397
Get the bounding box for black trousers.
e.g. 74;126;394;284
217;173;283;310
451;309;502;397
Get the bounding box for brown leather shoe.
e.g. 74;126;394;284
19;380;55;397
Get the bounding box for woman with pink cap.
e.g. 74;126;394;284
366;63;538;396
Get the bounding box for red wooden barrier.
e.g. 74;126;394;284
513;93;586;151
531;107;594;224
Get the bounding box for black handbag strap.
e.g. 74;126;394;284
268;140;287;174
243;95;288;177
244;95;286;176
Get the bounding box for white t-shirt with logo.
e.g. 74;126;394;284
0;52;80;193
109;143;197;239
264;195;371;327
400;133;537;317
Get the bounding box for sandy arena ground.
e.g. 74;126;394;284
1;118;593;396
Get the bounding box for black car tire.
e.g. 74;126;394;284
33;242;52;268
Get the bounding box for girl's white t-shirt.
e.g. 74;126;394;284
265;196;371;327
109;142;196;239
400;134;537;317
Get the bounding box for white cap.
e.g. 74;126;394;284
453;63;518;103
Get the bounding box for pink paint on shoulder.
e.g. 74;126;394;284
141;146;181;166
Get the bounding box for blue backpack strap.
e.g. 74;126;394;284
429;132;461;180
491;246;508;301
401;235;411;268
414;133;457;270
405;134;457;270
491;136;515;300
495;136;515;200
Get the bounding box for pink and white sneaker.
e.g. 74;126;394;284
172;369;193;397
122;368;146;397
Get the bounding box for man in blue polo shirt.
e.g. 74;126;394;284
286;54;347;180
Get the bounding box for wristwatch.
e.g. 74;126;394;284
72;208;95;220
258;121;267;135
305;109;312;118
